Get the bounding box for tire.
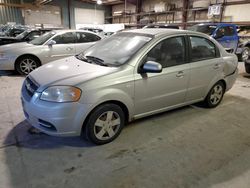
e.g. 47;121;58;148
245;62;250;73
83;104;125;145
15;56;40;75
204;81;225;108
239;47;250;62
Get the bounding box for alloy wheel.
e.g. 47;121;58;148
210;84;223;105
94;111;121;141
20;59;38;74
242;48;249;62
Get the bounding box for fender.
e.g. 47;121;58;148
81;87;135;122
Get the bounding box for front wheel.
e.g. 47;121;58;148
15;56;40;75
204;81;225;108
83;104;125;145
245;62;250;73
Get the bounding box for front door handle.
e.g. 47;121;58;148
176;71;184;78
66;47;73;51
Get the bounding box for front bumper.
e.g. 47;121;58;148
0;57;16;70
21;83;93;137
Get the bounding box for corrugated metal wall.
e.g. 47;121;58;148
0;0;111;27
0;0;24;24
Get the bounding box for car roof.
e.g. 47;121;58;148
123;28;195;37
51;29;99;35
144;24;179;28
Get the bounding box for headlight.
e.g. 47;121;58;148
40;86;82;102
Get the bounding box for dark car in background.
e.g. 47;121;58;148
0;25;29;37
0;29;52;46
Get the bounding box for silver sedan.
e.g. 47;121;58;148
0;30;102;75
21;29;238;144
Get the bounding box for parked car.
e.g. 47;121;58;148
0;29;52;46
0;25;29;37
189;23;250;62
143;24;179;29
0;30;102;75
21;29;238;145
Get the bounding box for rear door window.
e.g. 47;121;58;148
53;32;76;44
76;32;101;43
189;36;218;62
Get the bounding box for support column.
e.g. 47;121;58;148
182;0;189;29
136;0;142;28
68;0;71;29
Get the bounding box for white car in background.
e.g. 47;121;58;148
0;30;102;75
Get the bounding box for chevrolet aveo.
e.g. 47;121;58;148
21;29;238;144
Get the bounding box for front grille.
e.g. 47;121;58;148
25;77;39;97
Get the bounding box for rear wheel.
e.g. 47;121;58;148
245;62;250;73
83;104;125;145
15;56;40;75
204;81;225;108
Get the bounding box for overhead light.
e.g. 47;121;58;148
97;0;102;5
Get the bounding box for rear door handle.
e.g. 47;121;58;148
176;71;184;78
66;47;73;51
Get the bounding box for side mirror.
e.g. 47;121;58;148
47;40;56;47
140;61;162;73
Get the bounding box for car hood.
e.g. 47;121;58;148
29;56;118;92
0;37;20;45
0;42;34;51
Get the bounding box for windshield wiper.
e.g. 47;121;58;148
75;54;88;62
76;54;108;66
86;56;107;66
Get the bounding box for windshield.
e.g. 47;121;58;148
29;31;55;45
189;25;217;35
15;30;29;39
77;32;153;66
